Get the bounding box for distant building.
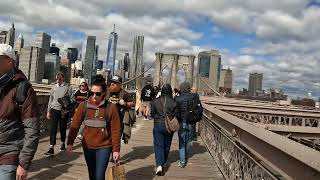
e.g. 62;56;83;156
14;33;24;68
197;50;221;92
44;54;61;83
219;68;232;94
249;73;263;96
60;58;71;83
104;25;118;74
130;36;144;79
19;46;46;83
96;60;103;70
49;43;60;56
82;36;96;85
35;32;51;53
0;23;15;47
67;48;78;63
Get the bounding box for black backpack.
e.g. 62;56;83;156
188;95;203;123
15;80;31;109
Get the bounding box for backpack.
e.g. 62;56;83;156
188;94;203;123
81;100;111;126
15;80;31;111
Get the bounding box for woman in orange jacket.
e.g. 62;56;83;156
66;77;121;180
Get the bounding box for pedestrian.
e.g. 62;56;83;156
174;82;194;168
106;75;135;144
0;44;39;180
72;82;89;109
173;88;181;98
67;77;121;180
45;72;72;156
151;84;177;176
71;82;90;140
190;87;202;141
141;81;156;120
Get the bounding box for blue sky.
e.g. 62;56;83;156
1;0;320;98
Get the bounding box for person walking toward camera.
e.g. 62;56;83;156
67;77;121;180
151;84;177;176
45;72;72;156
0;44;39;180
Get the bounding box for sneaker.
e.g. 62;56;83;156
44;148;54;156
60;144;66;151
156;166;163;176
177;160;186;168
143;117;149;121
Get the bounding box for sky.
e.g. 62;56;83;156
1;0;320;98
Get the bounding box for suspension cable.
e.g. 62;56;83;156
197;74;222;96
122;60;156;85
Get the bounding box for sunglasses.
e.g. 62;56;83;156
89;92;103;96
80;84;86;87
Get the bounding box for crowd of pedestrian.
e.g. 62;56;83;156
0;43;203;179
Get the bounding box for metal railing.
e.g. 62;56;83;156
199;104;320;180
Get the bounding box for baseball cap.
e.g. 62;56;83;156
110;75;122;83
0;44;15;60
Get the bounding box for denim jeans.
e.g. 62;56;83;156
153;124;174;167
83;147;112;180
178;123;192;163
0;165;16;180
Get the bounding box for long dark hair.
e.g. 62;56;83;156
161;84;173;99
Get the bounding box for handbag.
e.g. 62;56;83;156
106;162;126;180
160;97;180;133
57;85;72;111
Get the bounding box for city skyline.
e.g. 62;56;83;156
0;1;320;98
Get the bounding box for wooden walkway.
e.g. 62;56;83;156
28;118;224;180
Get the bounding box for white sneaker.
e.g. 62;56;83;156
156;166;163;176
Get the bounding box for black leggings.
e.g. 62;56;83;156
49;109;68;145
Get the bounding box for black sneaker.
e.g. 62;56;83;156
60;144;66;151
44;148;54;156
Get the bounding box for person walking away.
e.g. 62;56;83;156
151;84;177;176
141;81;156;120
190;87;203;142
0;44;39;180
107;75;135;144
174;82;194;168
67;77;121;180
45;72;72;156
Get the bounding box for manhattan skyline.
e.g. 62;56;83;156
0;0;319;98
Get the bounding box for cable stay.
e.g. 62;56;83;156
122;60;156;85
197;74;222;96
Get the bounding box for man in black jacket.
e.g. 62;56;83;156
141;82;155;120
174;82;194;168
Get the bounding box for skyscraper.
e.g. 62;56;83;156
130;36;144;79
15;33;24;54
49;43;60;56
248;73;263;96
35;32;51;53
19;46;46;83
0;23;15;47
198;50;221;91
219;68;233;94
44;54;61;83
104;25;118;74
82;36;96;85
67;48;78;63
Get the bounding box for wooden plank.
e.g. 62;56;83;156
28;118;224;180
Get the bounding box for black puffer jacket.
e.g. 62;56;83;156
151;84;177;125
174;92;194;123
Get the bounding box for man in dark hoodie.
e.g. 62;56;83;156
0;44;39;180
174;82;194;168
141;81;156;120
